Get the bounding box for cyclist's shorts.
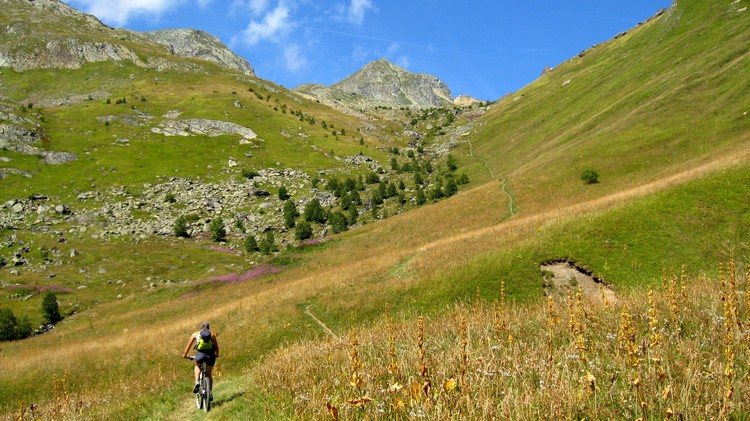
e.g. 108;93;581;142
195;351;216;366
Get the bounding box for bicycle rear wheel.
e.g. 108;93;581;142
202;377;211;412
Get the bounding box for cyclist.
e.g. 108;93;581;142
182;321;220;396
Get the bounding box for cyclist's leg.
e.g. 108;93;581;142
194;362;201;382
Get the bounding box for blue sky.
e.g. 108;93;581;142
62;0;672;101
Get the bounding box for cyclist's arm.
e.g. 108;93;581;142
182;333;196;358
212;332;220;358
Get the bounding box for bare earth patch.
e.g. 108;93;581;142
541;261;617;305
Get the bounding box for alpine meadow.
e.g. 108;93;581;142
1;0;749;419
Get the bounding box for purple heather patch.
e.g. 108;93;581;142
298;239;323;247
208;246;237;255
194;263;282;287
5;284;75;294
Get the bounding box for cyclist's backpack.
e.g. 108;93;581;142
195;329;213;351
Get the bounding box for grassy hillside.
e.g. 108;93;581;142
1;0;749;419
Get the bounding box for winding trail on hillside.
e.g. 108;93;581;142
305;306;340;340
466;137;495;179
500;178;517;217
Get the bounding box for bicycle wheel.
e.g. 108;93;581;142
202;377;211;412
195;381;203;409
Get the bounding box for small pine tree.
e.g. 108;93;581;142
330;211;348;234
42;292;62;325
446;154;458;172
415;187;427;205
295;221;313;240
387;182;398;198
304;198;326;223
284;200;298;228
372;190;384;206
210;217;226;242
244;235;259;252
259;231;278;254
348;206;358;225
174;216;190;238
278;185;290;201
444;177;458;197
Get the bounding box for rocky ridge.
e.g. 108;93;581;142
0;0;254;75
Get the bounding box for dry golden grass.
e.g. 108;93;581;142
254;255;750;420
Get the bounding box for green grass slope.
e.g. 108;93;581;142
462;0;749;214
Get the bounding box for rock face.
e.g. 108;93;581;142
0;0;254;75
139;29;255;76
295;58;453;108
0;104;78;164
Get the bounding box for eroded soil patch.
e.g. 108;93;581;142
541;261;617;305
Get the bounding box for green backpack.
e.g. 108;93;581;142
195;329;213;351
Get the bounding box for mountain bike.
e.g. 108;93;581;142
187;356;212;412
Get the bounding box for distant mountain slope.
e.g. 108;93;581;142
296;58;454;108
0;0;253;75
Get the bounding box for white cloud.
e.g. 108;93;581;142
230;0;270;16
236;4;292;46
332;0;375;25
395;55;410;68
65;0;185;26
196;0;213;8
283;44;308;73
346;0;374;24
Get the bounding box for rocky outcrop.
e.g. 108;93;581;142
139;29;255;76
0;105;78;164
151;118;258;140
295;59;454;108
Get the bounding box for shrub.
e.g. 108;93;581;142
42;292;62;325
581;169;600;184
278;185;290;201
242;169;260;180
210;218;226;242
164;193;176;203
295;221;313;240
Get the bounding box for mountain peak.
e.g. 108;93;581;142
140;29;255;76
301;58;454;108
